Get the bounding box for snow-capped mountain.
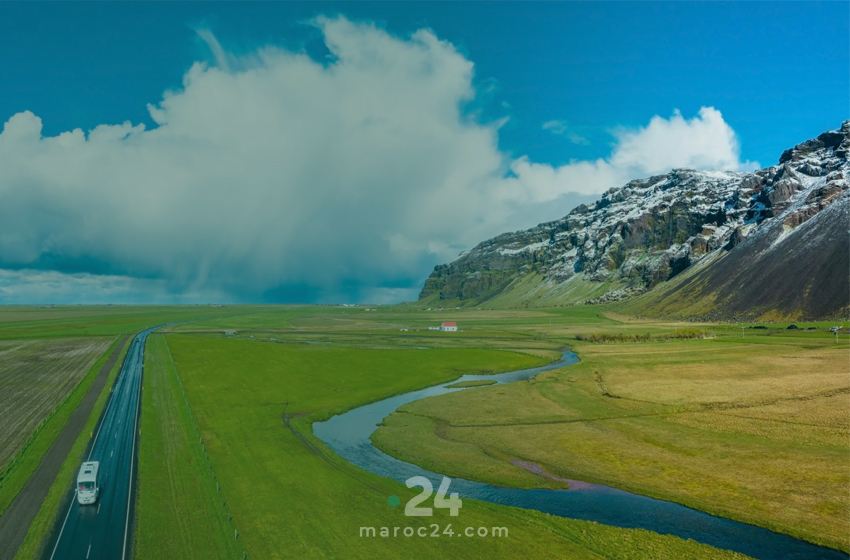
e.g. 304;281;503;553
418;121;850;320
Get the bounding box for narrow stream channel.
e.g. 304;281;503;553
313;351;847;560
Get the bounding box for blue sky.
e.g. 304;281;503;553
0;2;846;303
2;2;846;167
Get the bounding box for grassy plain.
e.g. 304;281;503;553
2;304;845;559
374;332;850;551
134;334;242;560
0;306;227;557
0;305;251;340
141;317;753;560
0;305;229;521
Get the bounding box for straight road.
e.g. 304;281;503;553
43;326;160;560
0;336;130;560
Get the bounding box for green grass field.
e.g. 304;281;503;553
134;333;242;560
0;305;242;525
0;305;257;340
2;304;845;559
0;306;222;558
374;333;850;551
136;328;752;559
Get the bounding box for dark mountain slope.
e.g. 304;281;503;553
418;121;850;320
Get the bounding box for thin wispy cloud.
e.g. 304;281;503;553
0;16;756;304
542;119;589;145
195;28;232;72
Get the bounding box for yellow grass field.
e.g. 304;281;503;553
374;336;850;551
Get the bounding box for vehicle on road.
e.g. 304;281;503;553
76;462;99;505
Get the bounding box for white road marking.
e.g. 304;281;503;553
47;331;158;559
47;495;75;560
89;340;132;460
122;336;145;560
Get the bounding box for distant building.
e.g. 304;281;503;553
440;322;458;332
224;330;237;336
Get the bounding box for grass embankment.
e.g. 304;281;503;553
373;335;850;551
445;380;498;389
0;336;119;517
158;334;748;560
134;334;242;559
13;336;132;560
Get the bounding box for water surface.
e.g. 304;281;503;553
314;351;847;560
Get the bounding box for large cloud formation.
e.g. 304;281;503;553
0;17;756;304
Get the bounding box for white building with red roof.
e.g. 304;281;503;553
440;322;458;332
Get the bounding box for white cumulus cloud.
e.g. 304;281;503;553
0;16;756;304
610;107;758;175
510;107;758;204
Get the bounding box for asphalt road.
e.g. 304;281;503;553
43;326;160;560
0;336;130;560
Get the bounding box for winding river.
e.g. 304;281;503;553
313;351;847;560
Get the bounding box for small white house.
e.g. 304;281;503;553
440;322;458;332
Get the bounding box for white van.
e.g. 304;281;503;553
77;461;99;505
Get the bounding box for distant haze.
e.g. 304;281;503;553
0;17;758;304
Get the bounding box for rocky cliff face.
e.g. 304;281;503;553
419;121;850;320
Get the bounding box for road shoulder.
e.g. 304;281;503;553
0;335;131;560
